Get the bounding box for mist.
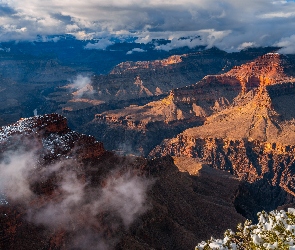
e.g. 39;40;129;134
69;74;95;98
0;140;153;249
71;75;91;89
0;149;36;202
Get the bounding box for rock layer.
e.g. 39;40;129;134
85;52;292;156
150;53;295;221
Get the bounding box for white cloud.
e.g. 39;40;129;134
1;0;295;51
67;74;95;98
153;29;231;51
84;38;114;50
0;150;36;201
65;24;80;32
155;37;203;51
2;25;27;33
237;42;257;51
91;173;153;227
126;48;147;54
71;74;91;89
259;11;295;18
275;35;295;53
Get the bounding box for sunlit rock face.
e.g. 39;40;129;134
55;48;273;126
84;52;295;156
149;53;295;221
109;55;183;74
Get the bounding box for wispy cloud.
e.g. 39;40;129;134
275;35;295;53
126;48;147;54
67;74;95;98
85;39;114;50
0;137;154;249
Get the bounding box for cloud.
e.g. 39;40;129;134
153;30;231;51
1;0;295;51
84;39;114;50
29;166;153;249
0;150;36;201
96;172;152;227
126;48;147;54
67;74;95;98
275;35;295;53
259;11;295;18
237;42;257;51
71;74;91;89
0;136;154;249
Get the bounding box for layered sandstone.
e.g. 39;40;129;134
149;53;295;220
110;55;183;74
84;95;205;155
51;47;270;115
86;52;291;156
150;53;295;147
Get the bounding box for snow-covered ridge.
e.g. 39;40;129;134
0;113;105;160
0;113;67;141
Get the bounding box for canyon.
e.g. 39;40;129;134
84;52;295;154
67;48;278;154
75;51;295;223
3;44;295;248
148;53;295;221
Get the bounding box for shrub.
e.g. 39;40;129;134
196;208;295;250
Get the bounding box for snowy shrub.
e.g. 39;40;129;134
196;208;295;250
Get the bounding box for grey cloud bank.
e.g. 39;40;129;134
1;0;295;52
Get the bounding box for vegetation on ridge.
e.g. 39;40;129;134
196;209;295;250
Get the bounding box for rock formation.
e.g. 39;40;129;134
150;53;295;221
45;47;274;126
82;52;289;156
3;51;295;248
109;55;183;74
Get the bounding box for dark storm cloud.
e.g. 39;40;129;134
0;4;16;15
1;0;295;52
50;13;73;24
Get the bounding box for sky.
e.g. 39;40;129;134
1;0;295;52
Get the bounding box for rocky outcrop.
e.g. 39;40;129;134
82;93;206;155
93;51;285;102
109;55;183;74
170;53;295;111
222;53;289;90
0;113;105;160
51;47;273;115
156;76;295;147
90;51;223;102
84;113;204;156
